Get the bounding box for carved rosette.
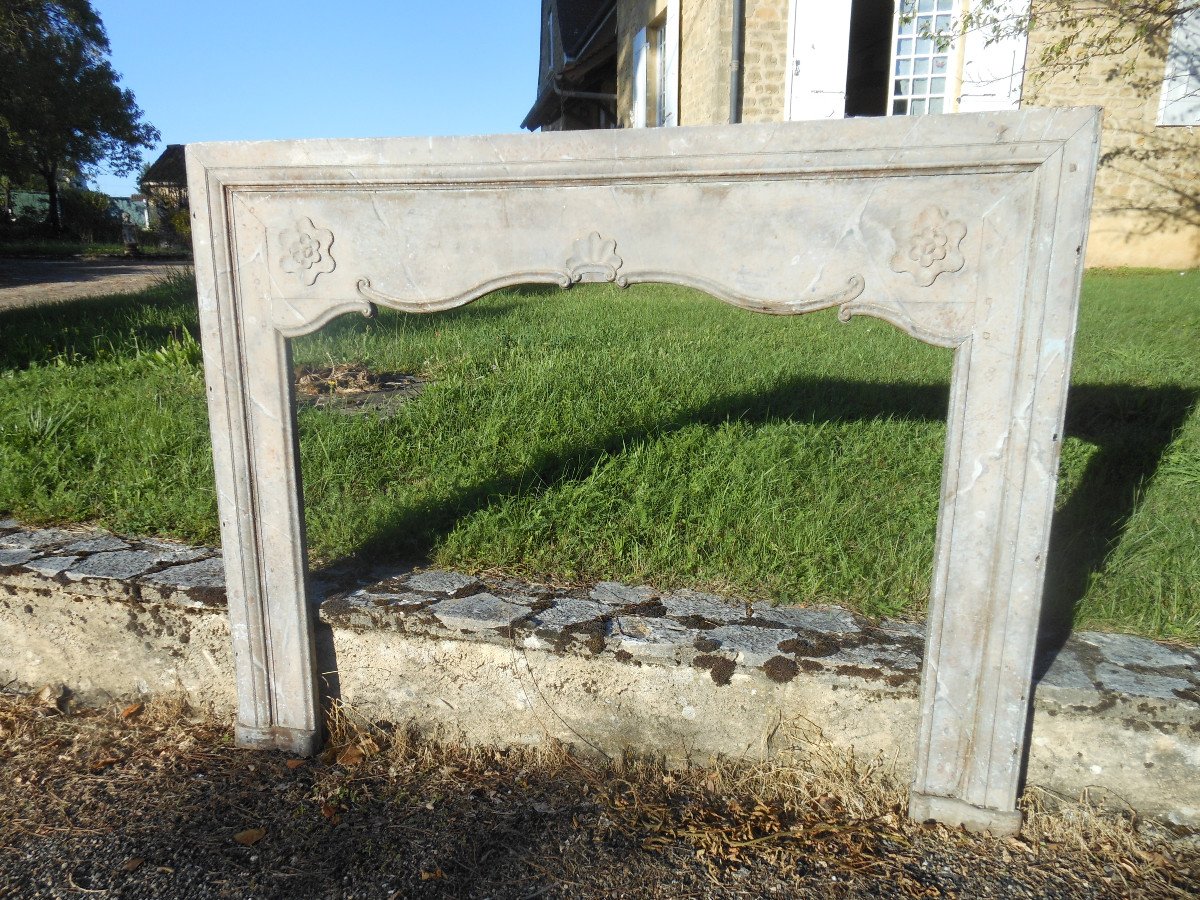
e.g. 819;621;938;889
890;207;967;287
566;232;625;285
278;217;336;286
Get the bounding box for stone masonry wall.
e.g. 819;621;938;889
681;0;731;125
1022;7;1200;267
4;519;1200;828
619;0;732;128
741;0;789;123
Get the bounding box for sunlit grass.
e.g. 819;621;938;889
0;269;1196;638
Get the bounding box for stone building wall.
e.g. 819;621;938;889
614;1;1198;267
616;0;661;127
1020;11;1199;267
740;0;789;123
680;0;731;126
617;0;790;126
618;0;732;127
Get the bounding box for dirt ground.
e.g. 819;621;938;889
0;258;188;312
0;690;1195;899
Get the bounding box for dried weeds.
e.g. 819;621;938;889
1;688;1195;898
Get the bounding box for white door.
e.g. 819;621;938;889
786;0;854;120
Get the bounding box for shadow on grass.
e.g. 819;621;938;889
313;373;1196;648
0;276;199;370
1034;383;1199;663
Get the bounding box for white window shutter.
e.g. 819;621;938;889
786;0;853;120
1159;9;1200;126
632;27;648;128
662;0;681;126
958;0;1031;112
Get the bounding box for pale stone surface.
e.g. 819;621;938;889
186;110;1101;831
659;590;745;623
590;581;655;606
1079;631;1199;670
1;524;1198;828
1093;664;1194;702
529;598;610;630
755;606;862;634
404;570;482;596
62;535;131;553
0;549;36;567
1036;648;1095;693
23;554;79;576
66;550;160;581
0;529;75;550
609;615;698;661
345;589;428;609
430;593;530;634
139;557;227;609
703;624;793;667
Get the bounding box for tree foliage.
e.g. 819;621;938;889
0;0;159;231
959;1;1195;85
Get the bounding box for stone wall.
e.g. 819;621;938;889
614;2;1198;268
618;0;732;127
680;0;731;125
4;520;1200;829
741;0;789;122
1022;8;1200;268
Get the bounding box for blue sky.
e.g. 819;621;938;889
89;1;542;196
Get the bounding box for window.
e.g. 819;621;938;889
1159;9;1200;126
889;0;955;116
631;1;679;128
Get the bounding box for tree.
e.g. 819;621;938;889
915;1;1200;238
0;0;159;232
954;1;1196;90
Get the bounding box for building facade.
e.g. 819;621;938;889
528;1;1200;268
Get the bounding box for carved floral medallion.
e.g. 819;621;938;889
279;217;336;286
890;207;967;287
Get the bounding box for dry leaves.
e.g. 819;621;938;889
119;703;143;721
232;827;266;847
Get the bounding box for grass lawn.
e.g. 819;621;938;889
0;239;189;259
0;269;1196;640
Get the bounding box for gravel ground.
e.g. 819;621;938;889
1;690;1194;899
0;258;188;311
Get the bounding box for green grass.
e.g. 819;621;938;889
0;239;189;259
0;269;1196;640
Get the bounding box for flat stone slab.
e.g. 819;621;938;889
62;535;131;553
1078;631;1199;671
22;555;79;576
404;570;482;596
609;615;698;661
429;593;530;635
658;590;745;624
701;624;796;667
590;581;656;606
139;557;228;608
528;598;610;630
752;605;862;635
0;529;77;551
345;589;429;609
66;550;161;581
0;549;36;567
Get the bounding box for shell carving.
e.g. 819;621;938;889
565;232;624;285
